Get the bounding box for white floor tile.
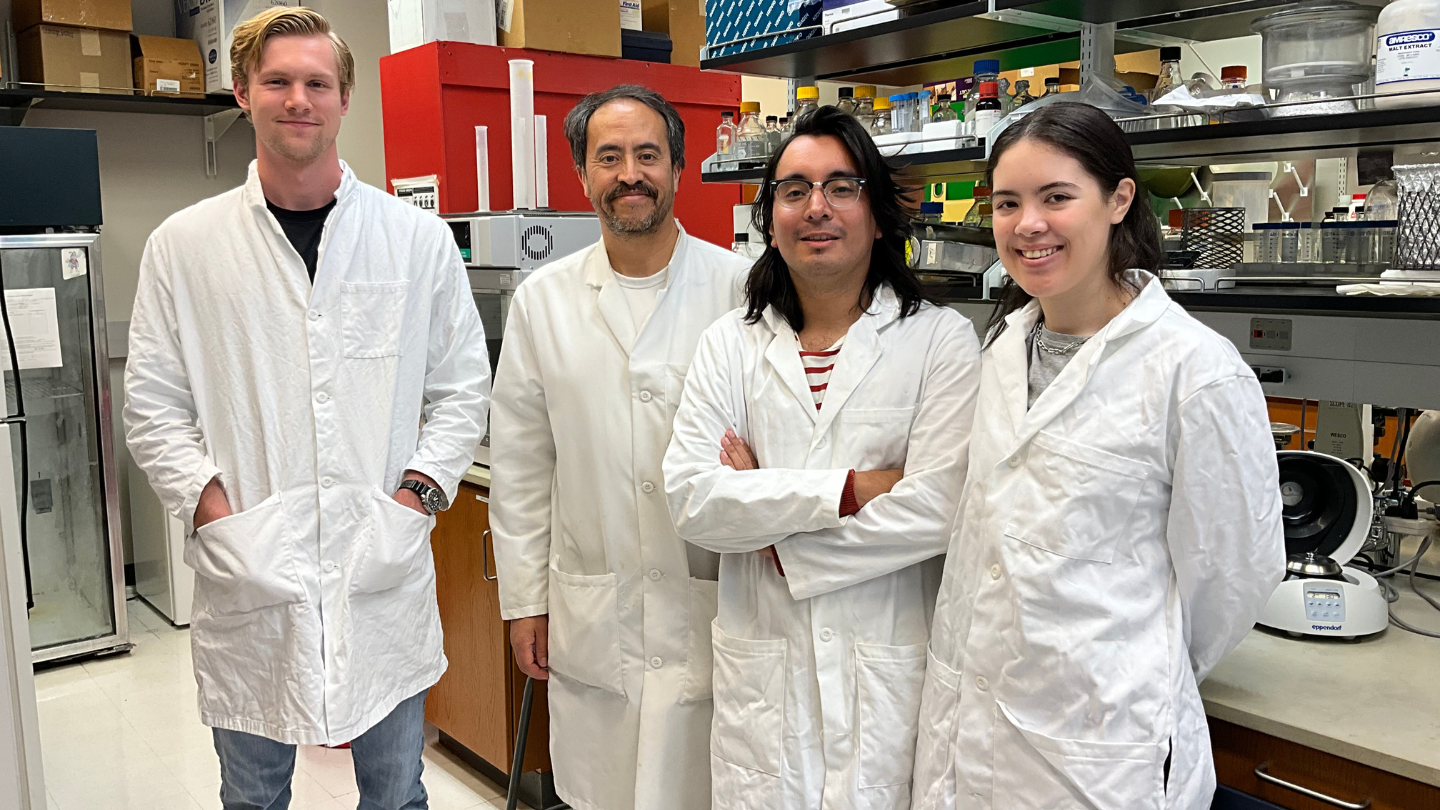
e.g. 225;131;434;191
297;744;359;798
40;634;505;810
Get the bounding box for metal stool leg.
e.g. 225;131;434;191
506;676;536;810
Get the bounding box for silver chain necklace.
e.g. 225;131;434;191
1031;318;1089;356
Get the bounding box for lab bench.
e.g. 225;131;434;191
1201;572;1440;808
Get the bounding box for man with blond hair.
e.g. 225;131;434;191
124;8;489;809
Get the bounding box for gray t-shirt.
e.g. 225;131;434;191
1027;323;1088;409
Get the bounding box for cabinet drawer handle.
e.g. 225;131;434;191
481;530;497;582
1254;763;1370;809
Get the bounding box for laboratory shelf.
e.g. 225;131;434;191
700;102;1440;184
697;0;1311;84
1169;287;1440;318
0;88;240;125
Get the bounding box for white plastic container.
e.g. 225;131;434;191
1376;0;1440;109
1210;172;1273;231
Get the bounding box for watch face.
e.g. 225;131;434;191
424;489;444;513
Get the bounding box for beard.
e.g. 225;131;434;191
262;124;333;165
592;180;674;236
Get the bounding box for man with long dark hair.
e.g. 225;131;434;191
489;85;750;810
662;106;982;810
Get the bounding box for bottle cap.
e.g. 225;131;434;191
921;202;944;215
974;59;1000;75
734;233;749;242
797;86;820;100
1160;46;1182;62
838;87;854;98
1044;76;1060;86
766;115;777;123
889;94;904;102
740;101;761;113
938;93;952;102
721;111;733;119
979;81;999;97
1221;65;1247;81
854;85;876;98
1168;208;1185;229
874;97;892;110
972;186;991;196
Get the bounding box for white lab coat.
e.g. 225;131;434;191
664;286;982;810
124;161;490;745
911;274;1285;810
490;228;750;810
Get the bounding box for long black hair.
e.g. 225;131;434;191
744;105;926;332
982;102;1163;348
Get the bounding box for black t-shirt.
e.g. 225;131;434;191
266;198;336;282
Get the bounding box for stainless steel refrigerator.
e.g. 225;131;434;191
0;232;128;663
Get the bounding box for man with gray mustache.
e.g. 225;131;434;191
489;85;750;810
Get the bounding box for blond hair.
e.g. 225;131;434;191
230;7;355;97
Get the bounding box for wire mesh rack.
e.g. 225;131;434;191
1392;163;1440;271
1181;208;1246;269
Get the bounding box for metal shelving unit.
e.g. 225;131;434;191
701;102;1440;184
0;87;240;125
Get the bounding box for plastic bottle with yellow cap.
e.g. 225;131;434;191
795;86;820;122
737;101;768;161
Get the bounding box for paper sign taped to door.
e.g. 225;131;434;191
61;248;88;279
2;288;64;371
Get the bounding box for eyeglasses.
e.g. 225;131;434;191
771;177;867;209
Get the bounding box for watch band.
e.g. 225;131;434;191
399;479;447;515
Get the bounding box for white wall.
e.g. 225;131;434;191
4;0;391;567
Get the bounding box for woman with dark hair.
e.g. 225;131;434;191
910;102;1285;810
663;106;982;810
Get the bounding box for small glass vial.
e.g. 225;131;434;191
716;111;736;164
837;86;857;116
1041;77;1061;97
931;93;958;123
870;97;893;136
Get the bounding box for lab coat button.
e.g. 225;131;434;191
1007;455;1022;468
321;477;335;488
648;568;662;581
819;628;834;642
639;390;652;403
323;561;336;573
650;656;663;669
641;481;655;494
990;564;1002;580
308;311;320;321
976;675;989;691
315;392;329;403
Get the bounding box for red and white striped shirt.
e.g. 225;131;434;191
800;336;845;410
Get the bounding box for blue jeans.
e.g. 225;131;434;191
212;689;430;810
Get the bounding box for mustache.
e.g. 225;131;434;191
605;181;658;202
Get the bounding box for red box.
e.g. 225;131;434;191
380;42;743;248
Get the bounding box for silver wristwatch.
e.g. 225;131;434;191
398;479;448;515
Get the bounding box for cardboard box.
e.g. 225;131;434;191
18;24;132;93
175;0;300;94
822;0;898;35
640;0;705;66
705;0;821;61
132;35;203;97
387;0;496;54
496;0;621;58
13;0;133;33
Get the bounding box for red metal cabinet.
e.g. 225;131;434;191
380;42;743;247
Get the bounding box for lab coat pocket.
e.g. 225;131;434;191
351;491;435;594
855;641;928;788
837;406;915;469
1003;432;1148;563
711;620;787;776
678;577;719;704
341;280;408;358
994;702;1164;810
911;647;963;795
186;492;304;616
661;363;690;420
547;563;626;695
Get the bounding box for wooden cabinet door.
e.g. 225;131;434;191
1211;718;1440;810
427;484;512;768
